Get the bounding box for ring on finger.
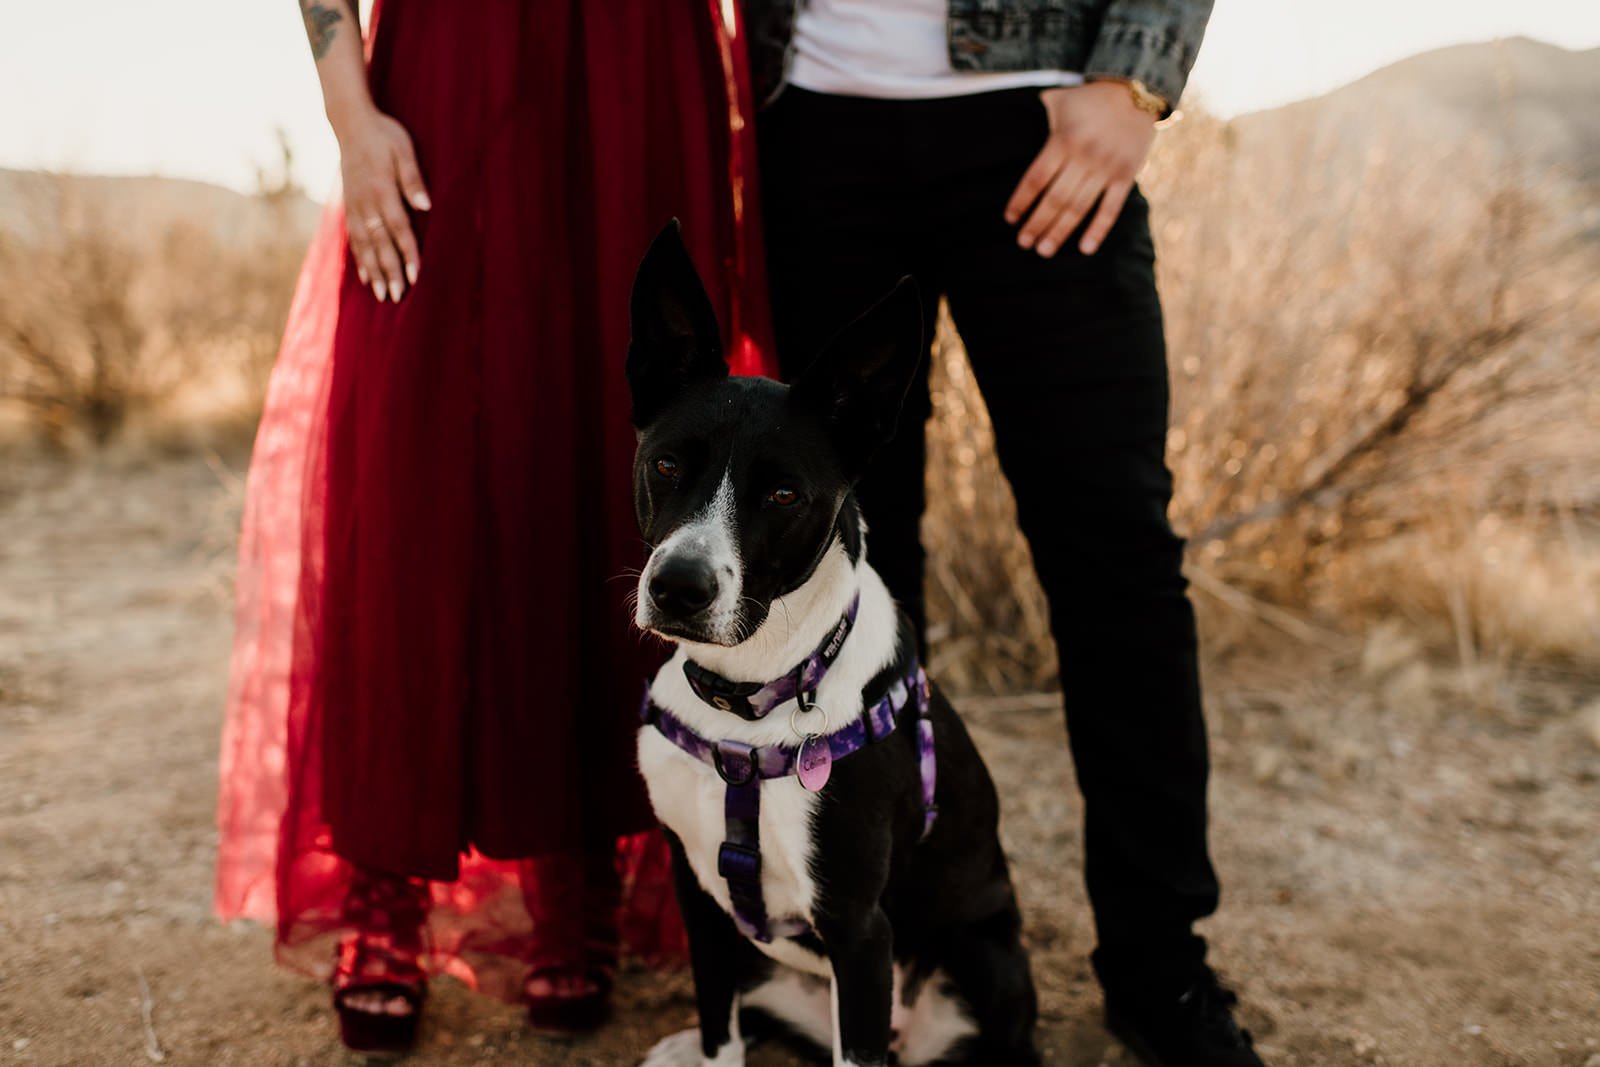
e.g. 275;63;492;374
363;216;386;233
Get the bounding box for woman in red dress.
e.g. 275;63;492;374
215;0;772;1052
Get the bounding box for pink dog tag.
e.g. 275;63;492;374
796;735;832;792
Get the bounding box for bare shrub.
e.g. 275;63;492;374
0;187;146;446
922;108;1600;693
0;166;306;450
922;314;1056;695
3;109;1591;688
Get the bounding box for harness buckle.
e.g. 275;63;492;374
712;739;759;786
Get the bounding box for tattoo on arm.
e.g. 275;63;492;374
299;0;345;61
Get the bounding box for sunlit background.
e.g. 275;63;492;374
2;0;1597;195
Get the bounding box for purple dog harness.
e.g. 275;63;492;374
641;599;939;943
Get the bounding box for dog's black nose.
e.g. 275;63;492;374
649;558;718;617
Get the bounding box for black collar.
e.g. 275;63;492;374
681;593;860;721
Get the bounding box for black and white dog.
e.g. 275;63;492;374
627;223;1039;1067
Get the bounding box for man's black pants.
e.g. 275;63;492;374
758;86;1220;993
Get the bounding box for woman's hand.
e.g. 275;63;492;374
336;107;431;302
298;0;431;303
1004;81;1157;258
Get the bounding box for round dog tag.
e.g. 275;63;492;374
796;735;832;792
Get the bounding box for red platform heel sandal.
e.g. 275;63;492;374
524;962;614;1037
332;933;428;1055
332;870;431;1055
521;848;622;1037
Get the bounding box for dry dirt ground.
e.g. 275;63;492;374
1;456;1596;1067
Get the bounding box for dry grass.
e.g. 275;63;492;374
925;109;1600;692
2;111;1597;686
0;169;306;453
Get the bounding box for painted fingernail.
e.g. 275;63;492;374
1004;211;1018;225
373;279;387;302
412;191;432;211
1081;239;1099;255
406;262;419;285
357;266;368;285
1037;239;1057;256
1017;233;1035;250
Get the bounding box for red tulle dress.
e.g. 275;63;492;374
215;0;774;1001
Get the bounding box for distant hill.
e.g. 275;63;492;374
0;168;322;249
1231;38;1600;190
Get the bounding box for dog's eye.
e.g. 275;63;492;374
654;457;679;480
769;488;798;507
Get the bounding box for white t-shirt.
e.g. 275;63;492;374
788;0;1083;100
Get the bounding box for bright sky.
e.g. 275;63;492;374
1;0;1597;199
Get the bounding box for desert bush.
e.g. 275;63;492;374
923;108;1600;693
0;170;306;450
3;103;1593;686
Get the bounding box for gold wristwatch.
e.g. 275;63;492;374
1091;76;1169;119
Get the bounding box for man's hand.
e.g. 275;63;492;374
1004;81;1158;258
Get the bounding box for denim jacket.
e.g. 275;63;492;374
744;0;1213;113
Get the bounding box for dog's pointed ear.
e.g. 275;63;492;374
627;219;729;428
791;277;925;476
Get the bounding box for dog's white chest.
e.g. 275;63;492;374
635;556;901;980
638;730;822;962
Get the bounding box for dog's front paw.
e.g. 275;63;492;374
640;1028;745;1067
